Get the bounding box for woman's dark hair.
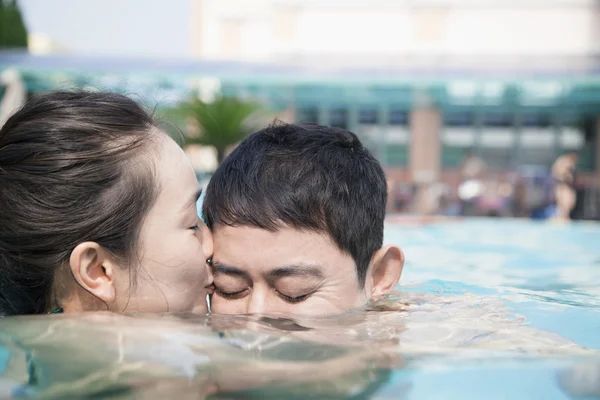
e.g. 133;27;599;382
0;90;160;316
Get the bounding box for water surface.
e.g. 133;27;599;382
1;218;599;399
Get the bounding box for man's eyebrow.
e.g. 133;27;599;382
267;265;325;280
211;261;249;278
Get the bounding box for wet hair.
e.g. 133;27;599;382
203;122;387;287
0;90;160;316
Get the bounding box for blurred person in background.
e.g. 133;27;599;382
460;149;487;182
551;151;579;221
0;68;26;127
458;149;487;216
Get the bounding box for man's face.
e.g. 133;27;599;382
210;225;367;316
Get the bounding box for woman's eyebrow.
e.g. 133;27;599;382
180;188;202;213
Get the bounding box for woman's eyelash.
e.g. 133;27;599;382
190;224;201;231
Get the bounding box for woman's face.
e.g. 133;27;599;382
111;134;213;313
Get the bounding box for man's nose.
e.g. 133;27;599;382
246;292;266;315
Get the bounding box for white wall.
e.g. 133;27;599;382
191;0;599;66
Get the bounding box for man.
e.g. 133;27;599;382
552;151;579;221
203;122;404;315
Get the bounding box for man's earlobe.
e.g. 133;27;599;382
369;245;405;297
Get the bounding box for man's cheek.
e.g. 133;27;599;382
210;296;240;314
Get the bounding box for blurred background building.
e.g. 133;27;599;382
2;0;599;218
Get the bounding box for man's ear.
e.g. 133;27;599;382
367;245;405;297
69;242;118;304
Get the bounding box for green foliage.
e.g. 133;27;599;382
0;0;28;49
165;95;263;163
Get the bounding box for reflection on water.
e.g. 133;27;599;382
1;312;401;399
0;219;599;399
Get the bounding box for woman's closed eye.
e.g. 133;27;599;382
189;217;202;231
190;223;201;231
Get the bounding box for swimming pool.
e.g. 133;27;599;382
382;218;600;400
1;218;599;399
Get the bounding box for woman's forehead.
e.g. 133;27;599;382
149;135;199;211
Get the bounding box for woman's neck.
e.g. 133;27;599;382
51;266;108;313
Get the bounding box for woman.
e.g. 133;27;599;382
0;90;214;316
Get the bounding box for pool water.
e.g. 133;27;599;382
382;218;600;400
0;218;599;399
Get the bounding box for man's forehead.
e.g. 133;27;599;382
212;224;335;246
211;224;355;274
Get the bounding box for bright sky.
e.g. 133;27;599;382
18;0;192;58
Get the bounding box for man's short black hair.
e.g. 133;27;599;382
202;122;387;287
